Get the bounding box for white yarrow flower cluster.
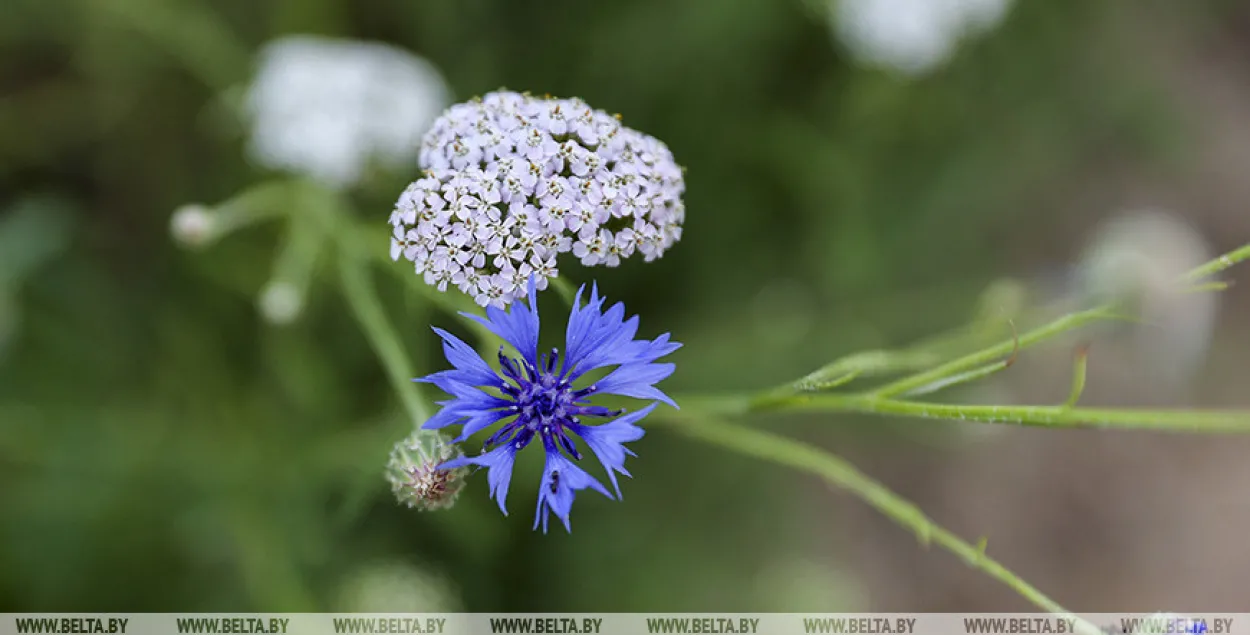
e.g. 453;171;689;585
389;91;685;307
245;36;450;188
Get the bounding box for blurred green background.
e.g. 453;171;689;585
5;0;1250;613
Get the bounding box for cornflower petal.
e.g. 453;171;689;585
593;363;678;408
568;404;653;498
440;444;517;515
562;284;607;374
534;440;613;533
463;278;540;366
421;327;501;388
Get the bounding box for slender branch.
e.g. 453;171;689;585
866;306;1115;399
208;181;295;236
1184;244;1250;281
548;276;578;306
746;243;1250;430
348;222;497;342
652;410;1101;634
338;254;431;425
768;394;1250;432
781;242;1247;407
1064;346;1089;408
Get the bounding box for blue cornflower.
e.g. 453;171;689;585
417;278;680;532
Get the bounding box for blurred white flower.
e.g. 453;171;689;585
1078;209;1217;384
831;0;1012;75
244;36;450;188
751;558;865;611
170;204;215;248
336;562;462;613
258;281;303;325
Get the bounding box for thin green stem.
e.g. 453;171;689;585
783;349;944;395
203;180;294;242
338;254;431;425
746;243;1250;430
768;394;1250;432
774;279;1031;398
653;410;1100;634
1065;347;1088;408
1184;244;1250;281
261;208;326;316
866;306;1115;399
549;276;578;306
780;243;1247;407
348;222;496;342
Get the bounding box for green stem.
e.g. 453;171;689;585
1184;244;1250;281
338;254;430;425
781;243;1247;406
350;222;496;342
549;276;578;306
204;180;294;242
866;306;1115;399
766;394;1250;432
653;410;1100;634
744;243;1250;430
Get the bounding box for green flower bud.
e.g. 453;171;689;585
386;429;466;511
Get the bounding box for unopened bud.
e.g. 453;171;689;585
386;429;467;511
170;204;216;248
258;281;303;325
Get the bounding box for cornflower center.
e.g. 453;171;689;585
484;347;622;459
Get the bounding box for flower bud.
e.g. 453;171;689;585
257;281;304;325
170;204;216;248
386;429;467;511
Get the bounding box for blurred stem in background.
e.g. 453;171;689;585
339;253;431;426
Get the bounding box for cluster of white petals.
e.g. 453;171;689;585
245;36;449;188
389;91;685;307
832;0;1012;75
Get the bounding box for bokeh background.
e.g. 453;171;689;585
4;0;1250;613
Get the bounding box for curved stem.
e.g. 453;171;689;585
653;410;1101;635
548;276;578;306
